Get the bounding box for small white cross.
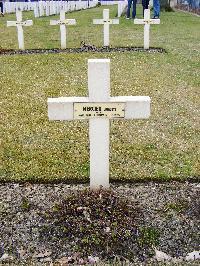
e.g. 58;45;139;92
48;59;150;190
7;10;33;50
93;9;119;47
50;10;76;49
134;9;160;49
38;1;44;17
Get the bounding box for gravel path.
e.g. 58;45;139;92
0;182;199;265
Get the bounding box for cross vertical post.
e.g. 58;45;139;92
60;10;67;49
39;1;44;17
134;9;160;49
7;9;33;50
16;9;24;50
93;9;119;47
46;1;50;17
47;59;151;190
103;9;110;47
144;9;150;49
88;59;110;188
50;10;76;49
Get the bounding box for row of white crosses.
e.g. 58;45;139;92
48;59;150;190
35;1;98;18
52;8;119;48
4;1;33;14
7;9;160;50
7;9;118;50
6;9;77;50
4;1;98;16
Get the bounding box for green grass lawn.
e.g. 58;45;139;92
0;5;199;183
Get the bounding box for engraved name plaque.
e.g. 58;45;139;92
74;102;125;119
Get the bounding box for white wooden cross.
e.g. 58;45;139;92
50;10;76;49
45;1;50;17
34;2;39;18
134;9;160;49
93;9;119;47
7;10;33;50
48;59;150;189
39;1;44;17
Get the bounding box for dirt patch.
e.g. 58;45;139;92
0;46;166;56
0;182;199;264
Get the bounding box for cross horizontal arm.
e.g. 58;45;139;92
48;97;89;121
111;19;119;25
7;21;18;27
93;19;104;25
134;19;160;25
93;19;119;25
7;20;33;27
134;19;146;25
22;20;33;26
50;19;76;26
48;96;150;121
111;96;150;119
149;19;160;24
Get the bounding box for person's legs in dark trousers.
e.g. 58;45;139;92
127;0;137;18
153;0;160;18
132;0;136;18
126;0;132;18
142;0;150;16
0;2;3;14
